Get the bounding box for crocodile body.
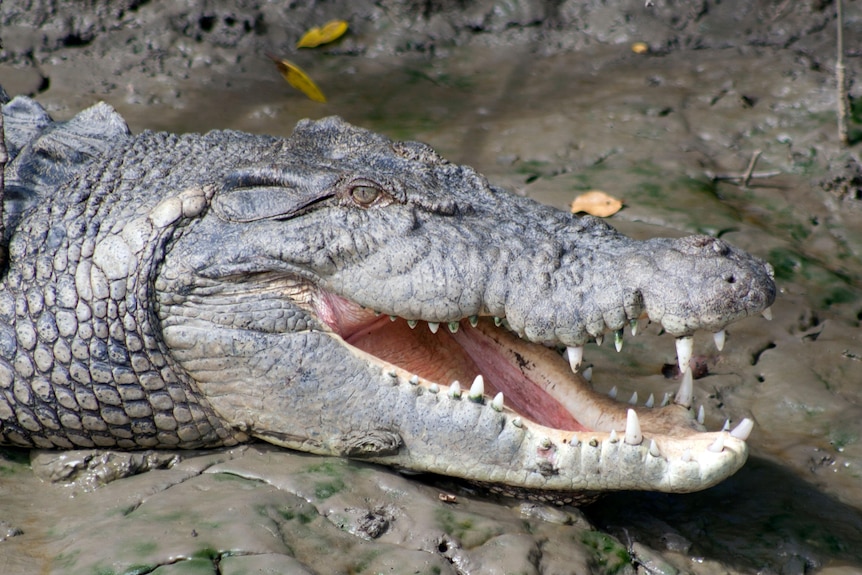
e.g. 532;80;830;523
0;93;775;499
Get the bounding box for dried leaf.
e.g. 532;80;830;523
570;190;622;217
297;20;349;48
631;42;649;54
267;54;327;103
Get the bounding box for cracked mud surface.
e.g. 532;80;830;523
2;1;862;573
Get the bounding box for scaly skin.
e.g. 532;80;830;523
0;94;775;499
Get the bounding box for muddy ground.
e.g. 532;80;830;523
1;1;862;573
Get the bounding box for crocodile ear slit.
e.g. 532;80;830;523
212;186;331;222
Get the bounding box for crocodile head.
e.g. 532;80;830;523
155;116;775;500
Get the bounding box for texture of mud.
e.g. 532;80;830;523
2;1;862;573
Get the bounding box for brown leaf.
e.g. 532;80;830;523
267;54;327;103
570;190;623;217
297;20;349;48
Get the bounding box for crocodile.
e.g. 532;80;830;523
0;90;775;501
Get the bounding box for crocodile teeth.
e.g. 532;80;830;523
648;439;661;457
713;329;726;351
409;375;419;385
644;393;655;408
448;321;459;333
468;375;484;401
708;432;727;453
696;405;705;425
730;418;754;440
609;429;619;443
674;368;693;408
449;381;462;398
595;334;604;347
762;306;773;320
565;346;583;372
628;392;638;406
407;319;418;329
630;319;639;336
429;383;440;393
389;315;397;322
582;366;593;382
491;392;504;411
468;315;478;328
722;419;731;431
428;322;440;334
676;336;693;373
624;409;643;445
614;329;624;352
608;386;618;399
660;392;672;407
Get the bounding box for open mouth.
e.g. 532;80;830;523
312;290;755;454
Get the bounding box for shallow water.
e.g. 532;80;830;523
3;32;862;575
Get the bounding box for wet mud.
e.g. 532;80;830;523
1;1;862;573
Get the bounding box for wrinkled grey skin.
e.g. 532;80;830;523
0;92;775;498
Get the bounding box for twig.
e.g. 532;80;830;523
837;0;850;146
707;170;781;183
742;149;762;187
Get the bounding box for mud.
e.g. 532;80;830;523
1;1;862;573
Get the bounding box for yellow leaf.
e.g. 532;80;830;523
570;190;623;217
268;54;327;103
297;20;349;48
631;42;649;54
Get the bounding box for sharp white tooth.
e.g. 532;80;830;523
566;346;584;372
409;375;419;385
722;419;731;431
713;329;726;351
608;386;618;399
582;366;593;382
676;335;693;373
645;393;655;408
374;310;381;316
708;432;727;453
389;315;397;322
468;375;485;401
660;392;672;407
595;334;604;346
448;321;459;333
674;368;693;408
628;392;638;405
512;417;523;428
609;429;619;443
491;392;504;411
682;449;693;462
494;316;503;326
696;405;705;425
429;322;440;334
407;319;418;329
469;315;478;328
648;439;661;457
630;319;639;336
730;418;754;440
762;306;773;320
449;381;462;398
429;383;440;393
624;409;643;445
614;329;624;352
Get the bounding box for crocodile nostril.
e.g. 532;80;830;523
725;274;736;284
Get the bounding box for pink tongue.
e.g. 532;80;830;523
314;293;584;431
451;327;586;431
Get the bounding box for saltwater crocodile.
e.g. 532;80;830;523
0;91;775;500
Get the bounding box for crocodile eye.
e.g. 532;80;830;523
349;184;382;207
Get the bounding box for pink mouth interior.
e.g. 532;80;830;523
315;292;586;431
